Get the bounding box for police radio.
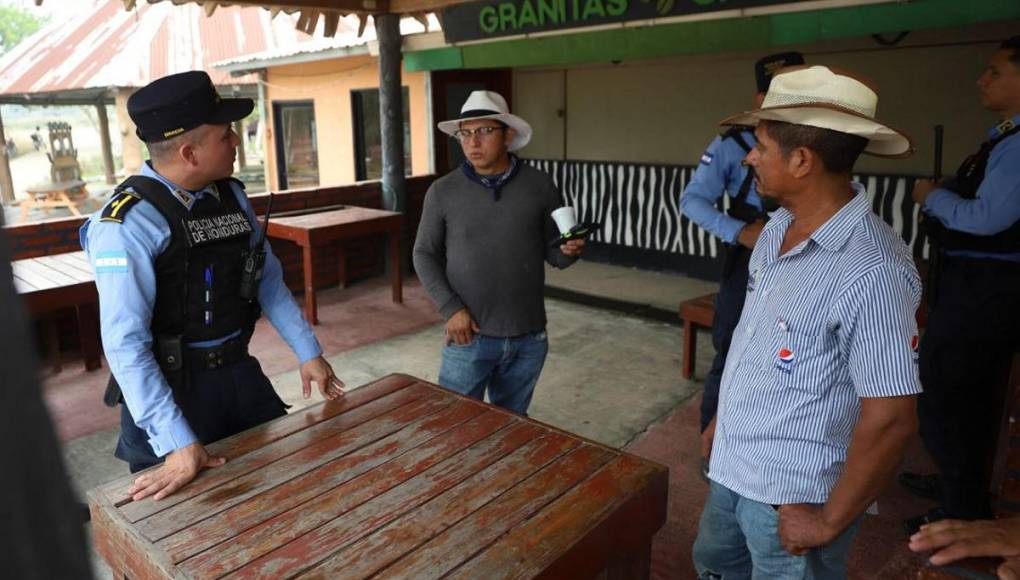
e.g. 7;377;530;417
239;193;274;301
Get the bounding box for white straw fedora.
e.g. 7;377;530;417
437;90;533;152
721;65;913;158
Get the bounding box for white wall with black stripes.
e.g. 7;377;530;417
525;159;929;264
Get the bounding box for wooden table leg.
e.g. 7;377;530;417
77;302;102;371
302;245;318;325
47;313;62;374
682;320;696;379
337;243;349;289
390;229;402;304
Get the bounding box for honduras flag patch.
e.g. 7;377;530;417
95;250;128;274
700;152;714;166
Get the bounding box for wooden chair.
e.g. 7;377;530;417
678;293;716;380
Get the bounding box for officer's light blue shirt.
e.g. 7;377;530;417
924;114;1020;262
680;130;766;244
80;163;322;457
709;184;922;505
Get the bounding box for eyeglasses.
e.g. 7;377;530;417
452;126;505;141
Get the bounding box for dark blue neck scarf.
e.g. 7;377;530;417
461;154;522;201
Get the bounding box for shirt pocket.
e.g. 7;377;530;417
772;320;831;395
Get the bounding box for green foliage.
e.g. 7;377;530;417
0;5;47;55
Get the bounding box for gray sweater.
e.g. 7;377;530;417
413;165;577;337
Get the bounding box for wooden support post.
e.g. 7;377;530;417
0;105;16;206
96;102;116;184
234;119;247;170
376;13;407;272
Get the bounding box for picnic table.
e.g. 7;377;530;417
264;206;403;325
19;179;90;221
88;373;669;579
11;250;101;372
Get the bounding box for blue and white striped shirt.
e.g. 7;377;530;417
709;183;922;505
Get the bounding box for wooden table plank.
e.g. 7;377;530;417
10;260;59;291
178;419;544;579
32;254;93;284
209;421;560;579
366;444;615;580
300;429;586;579
16;256;82;287
447;455;669;580
160;409;514;563
137;394;465;541
111;380;432;520
99;374;420;503
44;251;94;278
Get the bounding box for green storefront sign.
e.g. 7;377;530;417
441;0;804;43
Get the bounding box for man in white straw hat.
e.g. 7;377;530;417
413;90;585;415
692;65;921;579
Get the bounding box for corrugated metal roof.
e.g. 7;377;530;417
0;0;338;98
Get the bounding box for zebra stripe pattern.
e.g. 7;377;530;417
525;159;929;260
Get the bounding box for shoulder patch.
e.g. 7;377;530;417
100;190;142;223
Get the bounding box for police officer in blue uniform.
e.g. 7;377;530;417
81;71;345;502
679;52;804;460
902;36;1020;530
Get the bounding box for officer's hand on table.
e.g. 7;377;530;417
446;308;479;346
909;517;1020;575
128;442;225;502
912;179;937;206
300;356;345;401
778;504;837;555
737;220;765;249
701;416;717;461
560;238;586;257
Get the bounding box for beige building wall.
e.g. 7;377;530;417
515;21;1017;176
263;55;430;191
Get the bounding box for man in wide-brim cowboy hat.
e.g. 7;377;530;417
413;90;584;416
693;65;921;579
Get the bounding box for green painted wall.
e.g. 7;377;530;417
405;0;1019;71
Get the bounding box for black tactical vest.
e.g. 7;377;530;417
721;127;776;224
114;175;257;343
934;122;1020;253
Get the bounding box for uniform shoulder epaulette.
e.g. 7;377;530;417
224;176;245;190
100;189;143;223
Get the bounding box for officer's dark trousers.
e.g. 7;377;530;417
115;356;288;473
701;244;751;432
918;256;1020;519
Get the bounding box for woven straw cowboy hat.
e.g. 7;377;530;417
721;65;913;158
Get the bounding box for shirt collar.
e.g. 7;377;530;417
140;161;219;209
989;114;1020;139
765;181;870;257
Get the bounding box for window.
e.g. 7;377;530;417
272;101;318;190
351;87;411;181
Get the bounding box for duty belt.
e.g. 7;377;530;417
185;335;250;371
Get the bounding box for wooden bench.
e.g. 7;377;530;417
679;293;716;380
88;373;669;579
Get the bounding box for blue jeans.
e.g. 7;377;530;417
438;331;549;415
693;481;861;580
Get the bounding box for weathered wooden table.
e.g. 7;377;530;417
20;179;90;220
11;250;101;372
264;206;403;325
88;374;668;579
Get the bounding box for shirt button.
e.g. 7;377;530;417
745;326;754;337
762;289;770;297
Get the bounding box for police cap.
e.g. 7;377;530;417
128;70;253;143
755;51;805;93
